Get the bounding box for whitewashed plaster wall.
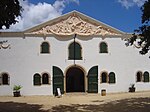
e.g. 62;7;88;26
0;35;150;96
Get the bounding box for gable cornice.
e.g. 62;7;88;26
24;11;125;37
0;32;24;37
0;11;132;39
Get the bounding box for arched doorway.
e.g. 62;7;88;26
66;66;85;92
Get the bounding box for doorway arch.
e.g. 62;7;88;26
66;66;85;92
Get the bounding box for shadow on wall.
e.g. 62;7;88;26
0;102;48;112
51;98;150;112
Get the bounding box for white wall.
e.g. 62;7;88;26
0;35;150;96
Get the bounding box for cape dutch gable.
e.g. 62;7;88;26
25;11;124;36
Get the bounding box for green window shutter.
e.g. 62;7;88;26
8;75;10;85
144;71;149;82
69;43;74;59
100;42;108;53
34;74;41;85
88;66;98;93
69;42;82;60
109;72;116;84
41;42;50;53
75;43;82;60
53;66;64;94
0;75;2;85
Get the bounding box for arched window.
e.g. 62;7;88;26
33;73;41;85
136;71;142;82
2;73;9;85
109;72;116;84
100;42;108;53
68;42;82;60
41;42;50;53
42;73;49;84
143;71;149;82
101;72;108;83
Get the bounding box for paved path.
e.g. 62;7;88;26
0;91;150;112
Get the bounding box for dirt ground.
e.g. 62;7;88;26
0;91;150;112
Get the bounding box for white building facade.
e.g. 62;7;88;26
0;11;150;96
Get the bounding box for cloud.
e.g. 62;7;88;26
6;0;79;31
118;0;147;9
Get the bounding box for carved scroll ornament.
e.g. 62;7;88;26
31;14;121;36
0;44;10;49
0;40;10;49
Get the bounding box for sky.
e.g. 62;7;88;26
5;0;148;33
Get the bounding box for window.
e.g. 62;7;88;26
143;71;149;82
68;42;82;60
42;73;49;84
41;42;50;53
2;73;9;85
33;73;41;85
109;72;116;84
136;71;142;82
101;72;108;83
100;42;108;53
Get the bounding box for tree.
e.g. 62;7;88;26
126;0;150;55
0;0;22;29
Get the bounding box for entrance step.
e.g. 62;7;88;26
65;92;88;96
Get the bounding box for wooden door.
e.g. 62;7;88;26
88;66;98;93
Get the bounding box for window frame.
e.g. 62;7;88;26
33;73;41;86
40;41;50;54
68;41;82;60
1;72;10;85
99;42;108;53
42;72;50;84
143;71;149;82
136;71;143;82
101;71;108;83
109;72;116;84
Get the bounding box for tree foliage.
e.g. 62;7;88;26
127;0;150;55
0;0;22;29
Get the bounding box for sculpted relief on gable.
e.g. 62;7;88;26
30;13;121;36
